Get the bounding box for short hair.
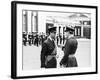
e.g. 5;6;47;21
48;30;56;34
48;27;56;34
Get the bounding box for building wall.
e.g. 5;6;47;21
22;11;91;39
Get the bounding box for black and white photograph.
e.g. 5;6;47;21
11;1;97;79
22;10;91;69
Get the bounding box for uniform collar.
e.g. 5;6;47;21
48;36;54;41
68;35;74;39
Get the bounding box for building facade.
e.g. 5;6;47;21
22;11;91;39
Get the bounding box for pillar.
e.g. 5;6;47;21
22;10;27;32
27;11;32;33
81;21;84;37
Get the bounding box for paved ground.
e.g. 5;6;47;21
23;39;91;70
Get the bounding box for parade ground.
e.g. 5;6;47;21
23;39;91;70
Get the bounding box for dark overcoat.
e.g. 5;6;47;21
41;38;57;68
60;37;78;67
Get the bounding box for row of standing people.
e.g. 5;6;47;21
23;32;47;46
23;32;66;47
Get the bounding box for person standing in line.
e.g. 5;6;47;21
41;26;57;68
60;26;78;67
31;32;34;45
28;32;32;46
35;33;39;47
63;34;65;45
59;34;62;45
23;32;27;46
56;34;59;46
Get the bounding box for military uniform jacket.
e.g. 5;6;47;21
41;38;57;68
60;37;78;66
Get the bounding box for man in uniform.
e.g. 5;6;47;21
35;33;39;47
28;32;32;46
59;33;62;44
41;26;57;68
31;32;34;45
56;34;59;46
23;32;27;46
63;34;65;45
60;26;78;67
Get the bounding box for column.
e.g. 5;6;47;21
31;12;34;32
27;11;32;33
32;11;38;32
22;10;27;32
34;12;37;32
32;12;35;32
35;12;38;32
81;21;84;37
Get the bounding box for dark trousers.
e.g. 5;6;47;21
57;40;59;45
45;57;57;68
23;40;27;46
28;39;32;46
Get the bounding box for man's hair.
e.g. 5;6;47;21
48;30;54;34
